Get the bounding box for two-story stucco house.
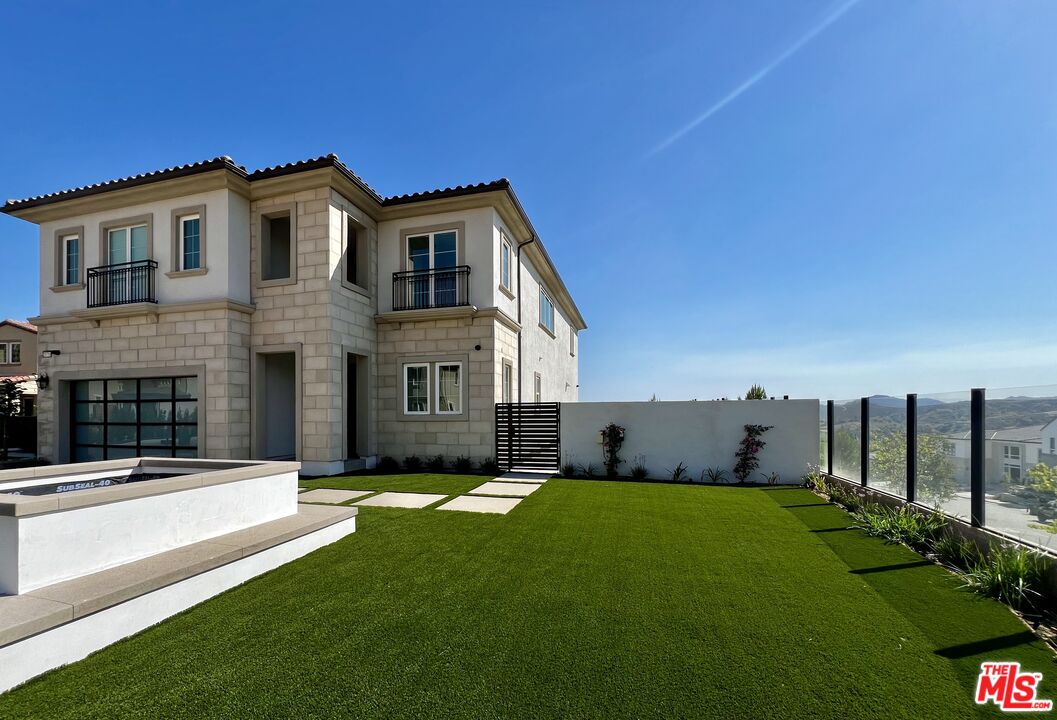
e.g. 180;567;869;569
0;319;39;416
1;155;585;475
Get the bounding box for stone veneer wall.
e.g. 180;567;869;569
375;315;499;461
34;307;251;461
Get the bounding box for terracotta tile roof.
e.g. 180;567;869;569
381;179;511;205
0;319;37;334
0;375;37;384
2;157;246;212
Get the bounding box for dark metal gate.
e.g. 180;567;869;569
495;402;560;472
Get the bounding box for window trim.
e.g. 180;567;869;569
51;225;85;290
168;204;208;277
501;359;513;404
98;214;154;269
403;363;430;416
499;232;513;293
570;329;576;357
539;287;555;336
435;361;463;415
255;203;298;288
397;353;470;420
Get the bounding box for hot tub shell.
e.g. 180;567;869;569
0;458;300;595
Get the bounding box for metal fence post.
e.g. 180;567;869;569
906;393;917;503
860;397;869;487
826;400;834;476
970;388;986;527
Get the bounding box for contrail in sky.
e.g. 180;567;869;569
647;0;864;156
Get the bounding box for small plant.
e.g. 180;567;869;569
744;384;768;400
578;463;599;478
561;462;578;478
600;422;626;477
479;457;500;475
851;503;947;551
376;456;399;473
453;455;473;473
403;455;422;472
963;543;1046;612
932;533;979;571
667;462;689;483
762;471;780;486
802;468;827;494
733;424;773;482
426;454;446;472
630;464;649;480
702;467;728;484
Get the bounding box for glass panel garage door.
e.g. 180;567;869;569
72;377;198;461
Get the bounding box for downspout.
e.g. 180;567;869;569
515;235;537;403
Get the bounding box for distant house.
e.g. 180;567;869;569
943;426;1043;484
0;319;38;416
1040;418;1057;468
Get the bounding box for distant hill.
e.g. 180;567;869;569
832;395;1057;436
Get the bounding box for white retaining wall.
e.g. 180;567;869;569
560;400;819;484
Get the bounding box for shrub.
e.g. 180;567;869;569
851;503;947;551
630;464;649;480
744;384;768;400
561;462;578;478
762;471;780;486
932;533;979;571
479;457;500;475
426;454;446;472
802;469;826;493
667;462;689;483
702;467;728;484
733;424;773;482
452;456;473;473
578;463;599;479
376;456;399;473
963;543;1046;611
403;455;422;472
600;422;626;477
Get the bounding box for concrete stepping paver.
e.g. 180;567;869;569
437;495;523;515
354;492;447;509
298;489;374;504
494;471;552;484
470;481;540;498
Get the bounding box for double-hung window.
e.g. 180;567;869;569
404;364;430;414
436;362;462;414
534;373;542;403
9;343;20;364
180;214;201;270
1003;445;1021;461
63;234;80;285
539;288;555;334
502;361;513;403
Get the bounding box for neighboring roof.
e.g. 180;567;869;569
0;319;37;334
0;375;37;383
944;426;1043;442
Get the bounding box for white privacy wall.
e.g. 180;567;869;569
560;400;819;484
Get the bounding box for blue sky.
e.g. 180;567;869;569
1;1;1055;401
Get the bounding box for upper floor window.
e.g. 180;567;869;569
345;214;368;290
407;230;457;272
260;205;296;284
539;288;555;334
500;235;512;291
1051;437;1055;452
170;205;207;275
0;342;21;365
1003;445;1021;460
570;330;577;357
63;234;80;285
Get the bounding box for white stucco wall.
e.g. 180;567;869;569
38;188;250;316
376;207;495;313
560;400;819;483
518;252;578;402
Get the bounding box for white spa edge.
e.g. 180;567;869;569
0;513;357;694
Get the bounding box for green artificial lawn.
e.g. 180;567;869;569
2;480;1054;719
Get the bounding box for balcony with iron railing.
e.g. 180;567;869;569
392;265;470;312
86;260;158;308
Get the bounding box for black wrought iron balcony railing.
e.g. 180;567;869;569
392;265;470;311
86;260;158;308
